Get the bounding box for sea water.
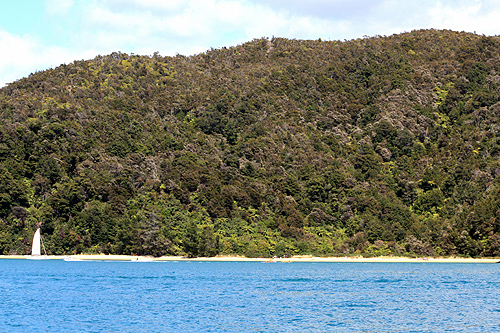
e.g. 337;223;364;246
0;260;499;332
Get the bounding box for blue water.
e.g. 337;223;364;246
0;260;499;332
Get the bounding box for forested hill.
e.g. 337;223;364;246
2;29;500;257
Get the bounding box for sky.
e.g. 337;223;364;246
1;0;500;87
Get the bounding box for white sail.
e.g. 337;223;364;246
31;228;41;256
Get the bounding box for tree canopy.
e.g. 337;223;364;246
2;29;500;258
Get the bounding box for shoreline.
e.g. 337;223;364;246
0;254;499;263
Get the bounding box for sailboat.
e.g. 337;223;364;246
28;228;48;260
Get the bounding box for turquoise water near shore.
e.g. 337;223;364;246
1;260;499;332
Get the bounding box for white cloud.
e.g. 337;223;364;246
76;0;275;55
0;30;94;87
427;0;500;35
45;0;74;16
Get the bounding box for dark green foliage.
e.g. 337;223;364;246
2;29;500;257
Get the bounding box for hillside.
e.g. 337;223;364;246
1;29;500;257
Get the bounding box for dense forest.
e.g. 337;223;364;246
1;29;500;257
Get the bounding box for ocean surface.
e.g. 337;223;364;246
0;259;499;332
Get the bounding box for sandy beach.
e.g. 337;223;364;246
1;254;499;263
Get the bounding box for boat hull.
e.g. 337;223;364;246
27;255;48;260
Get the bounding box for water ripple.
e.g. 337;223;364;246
0;260;499;332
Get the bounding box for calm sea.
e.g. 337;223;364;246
0;260;499;332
